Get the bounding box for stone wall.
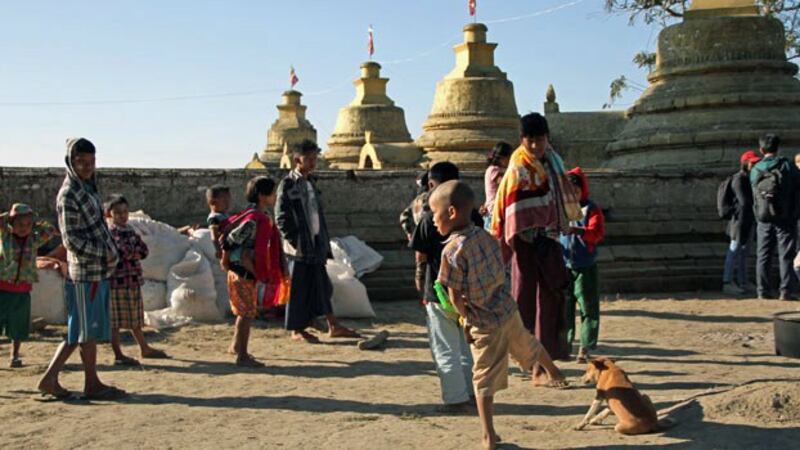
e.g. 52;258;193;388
0;166;728;299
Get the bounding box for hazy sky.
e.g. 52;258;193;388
0;0;665;168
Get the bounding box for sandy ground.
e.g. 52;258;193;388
1;294;800;450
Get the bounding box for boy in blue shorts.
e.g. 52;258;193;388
37;137;125;401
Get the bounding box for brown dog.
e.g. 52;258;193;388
575;357;674;435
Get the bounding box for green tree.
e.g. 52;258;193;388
603;0;800;108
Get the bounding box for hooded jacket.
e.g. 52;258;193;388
56;138;118;282
559;167;605;269
749;154;800;222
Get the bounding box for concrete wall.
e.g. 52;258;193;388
0;166;729;297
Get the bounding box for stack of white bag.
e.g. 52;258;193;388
188;228;231;317
128;212;224;329
30;268;67;324
327;236;383;319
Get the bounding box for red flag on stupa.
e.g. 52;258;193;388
468;0;477;16
368;25;375;58
289;66;299;88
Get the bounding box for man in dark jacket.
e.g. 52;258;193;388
750;134;800;300
275;140;359;342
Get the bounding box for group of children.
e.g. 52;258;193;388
401;113;605;449
0;136;360;400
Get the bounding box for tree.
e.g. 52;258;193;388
602;0;800;108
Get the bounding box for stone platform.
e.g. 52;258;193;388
0;167;728;299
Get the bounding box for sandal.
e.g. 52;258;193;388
328;326;361;339
82;386;128;401
358;330;390;350
114;356;141;367
141;349;169;359
33;388;77;402
236;355;265;368
291;331;320;344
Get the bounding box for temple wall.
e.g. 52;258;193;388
0;167;728;299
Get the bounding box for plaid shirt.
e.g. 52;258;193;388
57;177;118;282
438;225;516;330
109;224;148;289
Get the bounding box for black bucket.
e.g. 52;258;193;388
774;311;800;359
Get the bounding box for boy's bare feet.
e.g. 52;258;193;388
532;367;569;388
291;330;320;344
483;431;501;450
328;325;360;338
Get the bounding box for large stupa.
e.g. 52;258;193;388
249;90;317;169
605;0;800;168
416;23;519;169
325;62;418;170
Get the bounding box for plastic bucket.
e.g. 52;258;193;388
774;311;800;359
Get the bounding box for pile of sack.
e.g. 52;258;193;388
30;212;383;327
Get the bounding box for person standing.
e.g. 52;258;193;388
491;113;575;385
750;134;800;300
722;150;761;295
37;138;125;400
275;140;359;343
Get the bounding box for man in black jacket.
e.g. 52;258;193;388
275;140;359;342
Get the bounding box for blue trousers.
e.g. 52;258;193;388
723;240;748;285
425;302;473;404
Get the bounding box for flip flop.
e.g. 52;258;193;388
291;331;321;344
33;390;79;403
357;330;390;350
82;386;128;401
114;356;141;367
141;349;169;359
328;327;361;339
236;356;265;368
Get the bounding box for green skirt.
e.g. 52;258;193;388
0;290;31;340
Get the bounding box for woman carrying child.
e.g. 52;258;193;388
221;176;288;367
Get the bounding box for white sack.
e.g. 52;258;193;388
141;280;168;311
30;269;66;324
327;260;375;318
128;213;191;282
330;236;383;278
189;229;231;316
166;249;221;322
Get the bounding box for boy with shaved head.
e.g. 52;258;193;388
433;180;567;450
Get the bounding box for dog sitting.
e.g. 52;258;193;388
575;357;674;435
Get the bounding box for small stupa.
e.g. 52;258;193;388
416;23;519;169
606;0;800;168
254;90;317;168
359;131;422;170
325;62;418;170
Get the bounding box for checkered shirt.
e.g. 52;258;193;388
438;225;516;330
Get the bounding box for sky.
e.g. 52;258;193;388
0;0;666;168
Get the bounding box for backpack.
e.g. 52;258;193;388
754;163;794;223
716;175;736;220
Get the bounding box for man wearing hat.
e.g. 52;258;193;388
0;204;59;368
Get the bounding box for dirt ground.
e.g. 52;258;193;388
1;294;800;450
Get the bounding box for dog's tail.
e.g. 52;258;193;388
656;417;677;431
